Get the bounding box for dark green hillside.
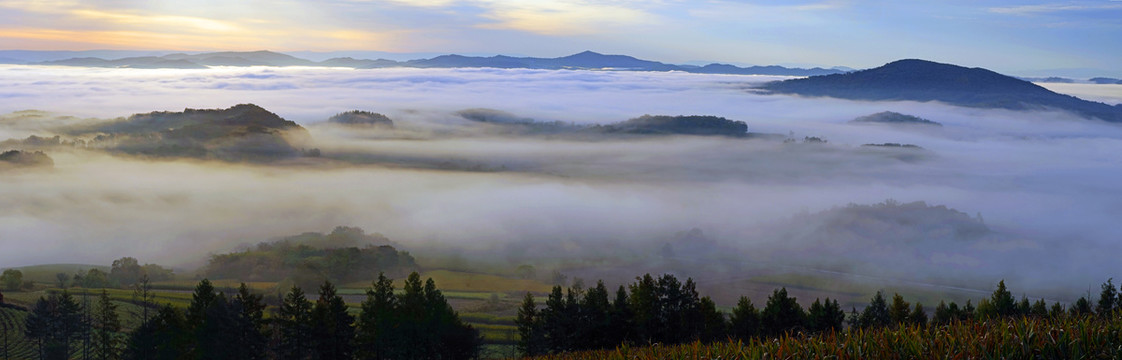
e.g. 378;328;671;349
762;59;1122;122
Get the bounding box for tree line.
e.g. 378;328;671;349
516;274;1122;357
17;272;481;360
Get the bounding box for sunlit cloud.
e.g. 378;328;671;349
475;0;657;35
70;9;242;33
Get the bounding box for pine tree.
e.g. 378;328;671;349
1049;302;1066;318
125;305;188;360
859;291;890;329
807;299;827;333
1030;299;1049;317
515;292;543;356
580;281;612;349
761;287;805;336
933;301;951;325
1097;278;1117;316
991;280;1016;317
93;290;123;360
606;285;632;347
729;296;760;340
310;281;354;360
275;286;313;360
822;298;845;332
696;296;726;342
230;283;267;360
541;286;567;352
627;274;658;344
1070;297;1093;316
888;293;911;326
908;303;927;326
356;273;397;360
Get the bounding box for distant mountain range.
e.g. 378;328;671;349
760;59;1122;122
14;50;843;76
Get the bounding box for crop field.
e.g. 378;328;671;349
0;307;34;360
527;314;1122;359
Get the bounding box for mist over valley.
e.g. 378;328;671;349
2;60;1121;306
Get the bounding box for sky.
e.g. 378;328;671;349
0;0;1119;73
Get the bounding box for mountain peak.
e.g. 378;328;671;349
760;59;1122;122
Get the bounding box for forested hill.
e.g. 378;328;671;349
760;59;1122;122
205;226;416;288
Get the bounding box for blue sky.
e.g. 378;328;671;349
0;0;1119;73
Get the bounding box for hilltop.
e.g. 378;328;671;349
760;59;1122;122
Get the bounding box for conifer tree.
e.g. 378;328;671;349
515;292;543;356
1031;299;1049;317
761;287;805;336
356;273;397;360
275;286;313;360
93;290;123;360
125;305;188;360
888;293;911;326
310;281;354;360
230;283;267;360
860;291;890;329
729;296;761;340
606;285;632;346
580;281;612;349
908;303;927;326
696;296;726;342
991;280;1016;317
1097;278;1117;316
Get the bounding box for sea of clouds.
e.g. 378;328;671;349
1;65;1121;299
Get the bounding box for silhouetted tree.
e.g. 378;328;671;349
124;305;188;360
93;290;123;360
696;296;726;342
908;303;927;327
1097;278;1117;316
580;281;612;349
859;291;890;329
1049;302;1066;318
275;286;313;360
1070;297;1093;316
229;283;267;360
889;293;911;326
356;273;397;360
310;281;354;359
1030;299;1049;317
990;280;1017;317
606;285;632;346
515;292;544;356
761;287;805;336
729;296;760;340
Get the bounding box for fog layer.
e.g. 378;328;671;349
2;65;1121;299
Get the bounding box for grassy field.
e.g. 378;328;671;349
526;314;1122;359
8;264;110;284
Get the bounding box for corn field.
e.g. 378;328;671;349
527;314;1122;360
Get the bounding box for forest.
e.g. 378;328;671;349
3;262;1121;359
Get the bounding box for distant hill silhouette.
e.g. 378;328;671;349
31;50;842;76
327;110;394;128
594;115;749;137
761;59;1122;122
851;111;942;127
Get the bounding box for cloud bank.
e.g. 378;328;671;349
2;65;1122;300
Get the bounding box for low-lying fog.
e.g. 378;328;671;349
2;65;1121;301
